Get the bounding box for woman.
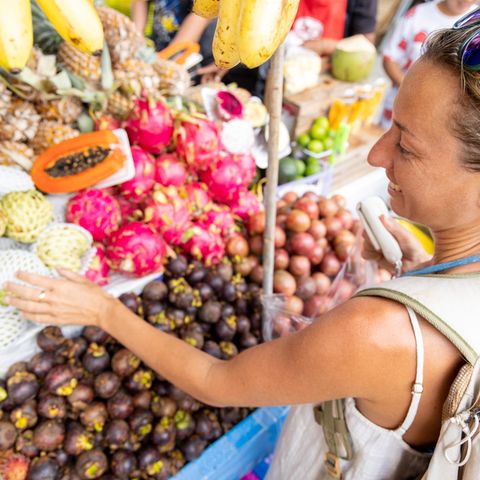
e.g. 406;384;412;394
5;18;480;479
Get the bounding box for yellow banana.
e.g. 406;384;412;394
36;0;104;55
238;0;299;68
397;219;434;255
0;0;32;73
193;0;220;19
213;0;242;69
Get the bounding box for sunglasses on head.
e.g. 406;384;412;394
454;7;480;71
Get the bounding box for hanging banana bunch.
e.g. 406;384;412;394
196;0;300;69
0;0;33;73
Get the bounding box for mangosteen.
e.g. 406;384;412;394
195;409;222;441
53;449;69;467
67;383;95;412
0;420;17;449
15;429;39;458
44;365;78;396
165;255;188;277
6;362;28;379
82;326;109;345
168;385;199;412
128;409;153;438
234;298;249;316
205;271;224;294
219;407;242;424
111;449;138;479
168;449;186;474
180;434;207;461
185;305;198;322
198;300;222;324
239;331;259;349
33;420;65;452
37;394;67;419
75;449;108;479
143;301;171;330
80;402;108;433
0;379;8;406
124;369;153;392
64;422;94;455
170;288;195;310
215;317;237;342
28;352;57;380
221;303;235;320
104;419;130;450
221;283;237;302
132;390;152;410
236;315;251;334
235;280;249;297
37;326;66;353
28;456;60;479
94;372;121;399
196;283;213;302
250;312;262;331
203;340;222;359
142;280;168;302
217;262;233;282
10;400;38;430
118;292;143;315
111;349;140;378
164;307;185;330
137;446;171;478
66;337;88;361
152;416;176;452
180;323;205;349
151;395;177;418
7;371;39;405
174;410;195;441
107;390;134;420
186;261;207;285
82;344;110;375
219;341;238;360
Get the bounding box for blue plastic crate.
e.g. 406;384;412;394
173;406;289;480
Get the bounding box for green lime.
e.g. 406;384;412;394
328;129;337;139
307;156;319;166
278;157;299;184
323;137;334;151
305;162;322;176
307;139;324;154
295;159;306;176
313;116;329;131
296;133;311;147
309;124;328;141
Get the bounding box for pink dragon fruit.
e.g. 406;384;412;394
116;195;143;223
118;146;156;202
182;223;225;266
85;243;110;286
232;152;256;186
201;156;245;204
216;91;243;121
66;188;121;242
180;182;212;216
226;189;261;222
154;153;187;187
125;97;174;154
197;205;237;238
106;222;167;276
143;188;191;246
174;116;219;171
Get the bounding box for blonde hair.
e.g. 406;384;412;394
422;26;480;171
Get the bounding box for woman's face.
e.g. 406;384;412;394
368;60;480;230
445;0;478;16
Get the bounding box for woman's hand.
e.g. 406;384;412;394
362;215;432;274
197;62;228;83
4;269;116;329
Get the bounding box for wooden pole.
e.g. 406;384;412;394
262;45;285;336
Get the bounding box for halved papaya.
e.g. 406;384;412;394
31;130;126;194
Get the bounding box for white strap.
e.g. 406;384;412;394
445;409;480;466
395;306;425;436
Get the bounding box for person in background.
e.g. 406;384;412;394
381;0;477;127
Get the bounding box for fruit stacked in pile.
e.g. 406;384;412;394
0;255;263;479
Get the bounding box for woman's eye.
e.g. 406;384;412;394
396;143;410;156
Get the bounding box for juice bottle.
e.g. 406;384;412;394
328;89;355;131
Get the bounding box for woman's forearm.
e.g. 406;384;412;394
383;57;404;88
131;0;148;33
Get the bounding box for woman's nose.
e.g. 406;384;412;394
367;131;392;169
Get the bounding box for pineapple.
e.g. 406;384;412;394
114;59;161;98
0;141;35;171
35;96;83;124
0;99;40;143
30;121;79;154
0;83;12;119
57;42;102;87
97;7;146;65
106;90;135;120
153;59;191;97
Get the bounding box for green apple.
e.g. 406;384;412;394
309;124;328;141
296;133;311;147
307;139;324;154
313;116;329;131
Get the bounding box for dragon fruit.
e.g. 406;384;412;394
216;91;243;121
175;116;219;171
180;182;211;216
232;152;256;186
201;156;245;204
154;153;187;187
85;243;110;286
116;195;143;223
226;189;261;222
106;222;167;276
197;205;237;238
143;188;191;246
125;98;174;154
66;189;121;242
117;146;156;202
182;223;225;266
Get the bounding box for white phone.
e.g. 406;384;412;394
356;196;403;276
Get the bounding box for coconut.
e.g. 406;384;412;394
331;35;377;82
